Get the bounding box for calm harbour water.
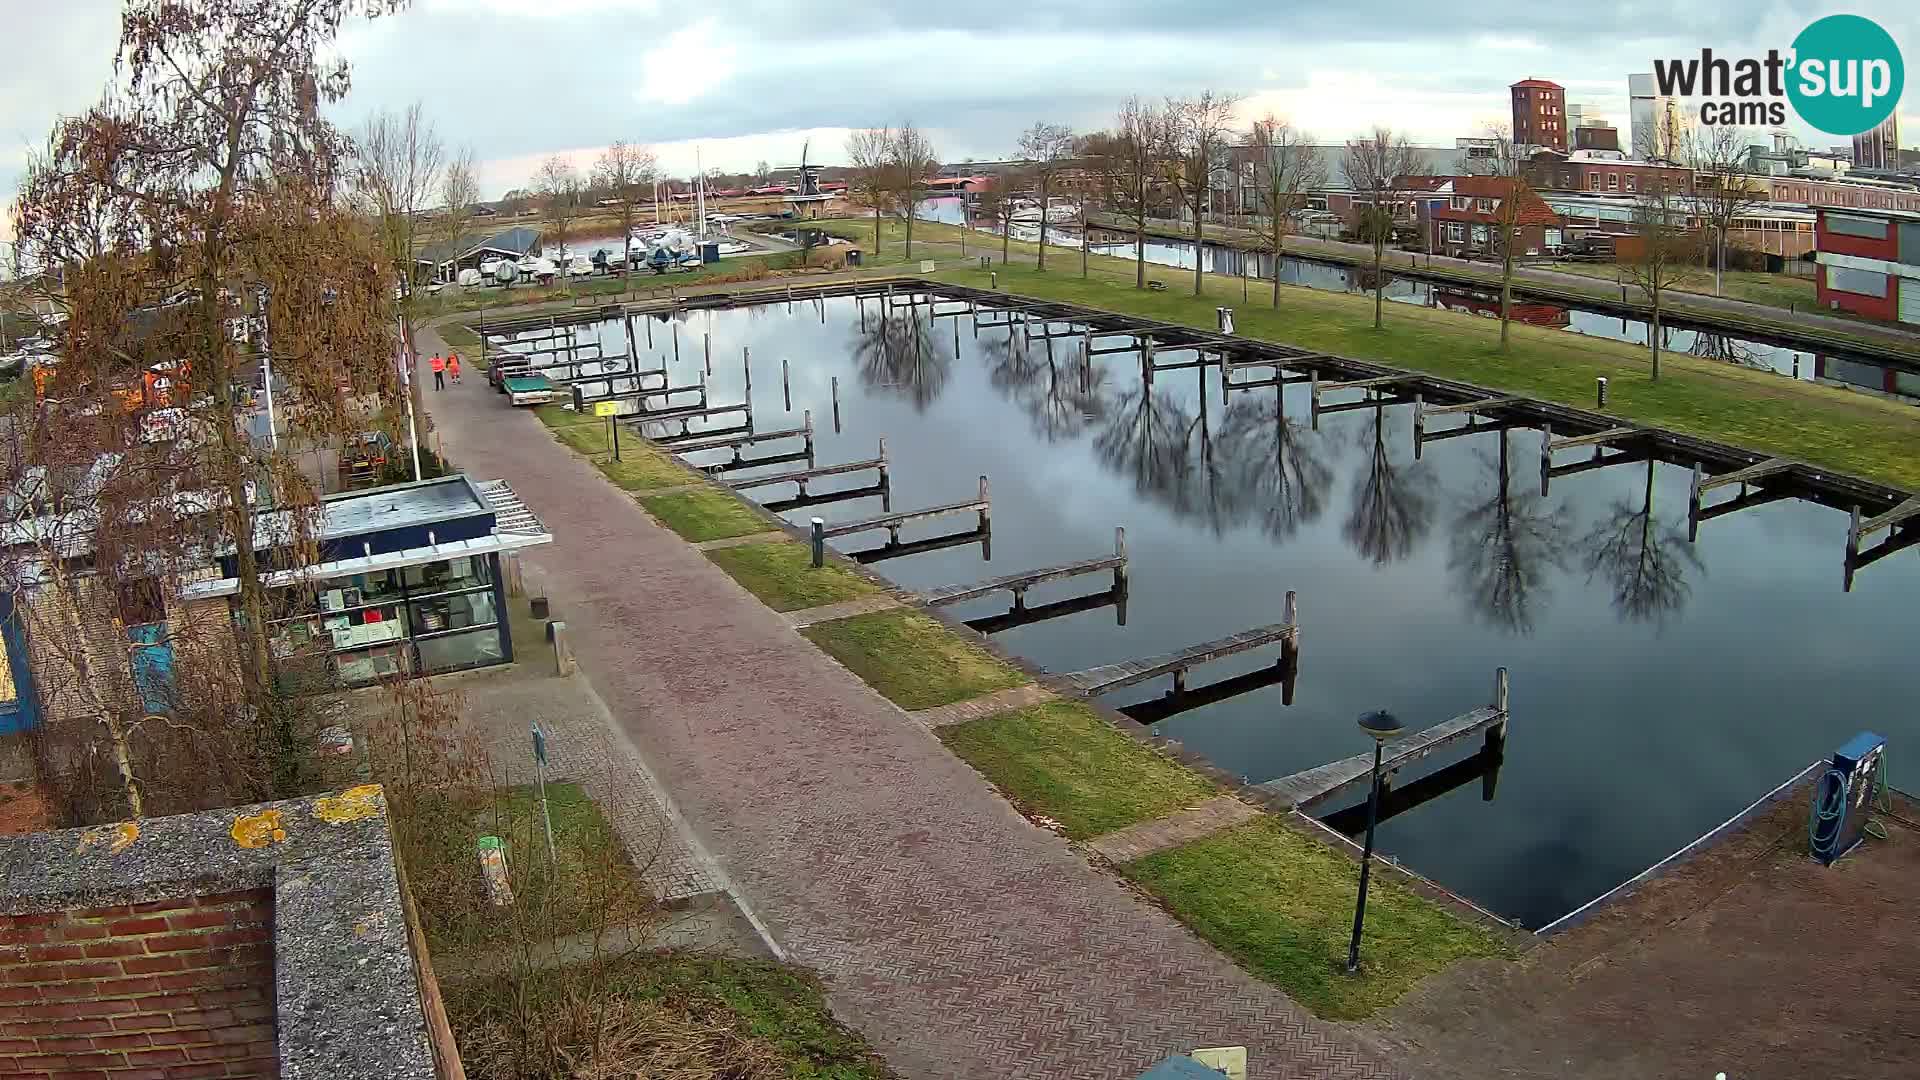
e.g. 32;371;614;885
565;294;1917;928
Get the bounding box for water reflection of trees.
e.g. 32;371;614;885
1687;331;1771;371
978;332;1109;441
1092;382;1201;515
1447;430;1572;635
1579;457;1702;625
1342;405;1431;564
1215;387;1332;540
851;310;952;411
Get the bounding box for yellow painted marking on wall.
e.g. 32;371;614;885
231;808;288;848
75;821;141;855
313;784;384;824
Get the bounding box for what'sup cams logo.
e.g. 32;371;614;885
1653;14;1904;136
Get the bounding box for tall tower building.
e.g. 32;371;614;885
1511;78;1568;153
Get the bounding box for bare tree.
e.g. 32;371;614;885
889;124;939;261
1162;91;1243;296
535;155;582;284
352;103;444;351
1622;174;1697;380
10;0;410;814
973;173;1022;267
1017;122;1076;272
1688;124;1762;296
845;126;894;255
1098;97;1170;289
593;141;658;278
440;145;481;277
1343;127;1425;329
1480;124;1551;353
1247;116;1324;308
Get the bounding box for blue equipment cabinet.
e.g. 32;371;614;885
1809;732;1886;865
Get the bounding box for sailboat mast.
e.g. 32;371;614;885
695;147;707;241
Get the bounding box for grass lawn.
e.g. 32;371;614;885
800;609;1027;710
446;951;895;1080
705;539;881;612
412;781;652;951
1537;260;1818;311
918;257;1920;490
939;700;1220;840
1123;816;1508;1021
534;405;701;492
639;489;770;542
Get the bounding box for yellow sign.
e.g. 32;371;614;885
592;401;619;417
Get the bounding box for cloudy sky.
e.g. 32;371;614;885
4;0;1918;235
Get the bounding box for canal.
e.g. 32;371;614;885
912;196;1920;402
564;292;1917;929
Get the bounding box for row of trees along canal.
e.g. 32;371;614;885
847;93;1763;382
4;0;481;832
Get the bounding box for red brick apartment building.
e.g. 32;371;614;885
1512;79;1568;153
1421;177;1563;256
1813;206;1920;323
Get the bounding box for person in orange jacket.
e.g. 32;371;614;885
430;353;445;390
447;352;462;384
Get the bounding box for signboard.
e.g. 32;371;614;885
593;401;619;417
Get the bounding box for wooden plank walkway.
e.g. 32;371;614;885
1418;394;1524;419
670;414;813;457
726;444;885;494
1059;602;1296;697
1258;690;1508;811
918;528;1126;608
692;531;788;552
782;594;904;629
909;683;1057;730
819;478;989;542
1695;456;1794;496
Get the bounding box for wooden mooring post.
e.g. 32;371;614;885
672;320;680;364
831;376;842;433
783;357;792;412
704;333;711;376
743;346;753;402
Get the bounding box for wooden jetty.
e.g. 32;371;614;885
1411;393;1525;457
1320;738;1505;834
1846;495;1920;591
726;441;888;504
670;413;815;467
919;527;1128;610
634;402;753;443
1222;352;1320;393
818;476;990;547
1059;593;1297;697
1309;371;1420;428
1538;424;1645;495
1122;658;1295;724
963;586;1127;635
1687;456;1796;541
1259;669;1510;811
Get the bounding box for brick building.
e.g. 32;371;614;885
1813;207;1920;323
1529;150;1692;196
1764;175;1920;213
1419;177;1564;256
0;788;453;1079
1511;79;1568;153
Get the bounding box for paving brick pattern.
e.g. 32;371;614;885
781;594;904;628
421;320;1404;1080
909;682;1057;729
1088;795;1265;864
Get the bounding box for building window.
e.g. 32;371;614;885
1589;173;1601;190
1471;223;1489;244
1477;198;1495;212
1828;266;1889;297
1451;196;1469;210
1827;213;1888;239
1445;222;1465;243
117;579;167;628
1607;173;1619;191
269;554;505;685
1625;175;1636;192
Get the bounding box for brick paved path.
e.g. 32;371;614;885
420;320;1404;1080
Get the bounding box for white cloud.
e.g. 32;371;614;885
422;0;657;16
636;18;739;107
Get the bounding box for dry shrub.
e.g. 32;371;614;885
803;247;847;271
453;975;791;1080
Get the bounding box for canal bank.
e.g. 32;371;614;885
1082;211;1920;368
414;307;1418;1078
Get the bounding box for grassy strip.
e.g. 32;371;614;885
640;489;770;542
534;404;703;492
800;609;1027;710
705;540;880;612
921;259;1920;490
1123;817;1508;1021
416;782;652;950
939;700;1219;840
1536;259;1817;311
447;952;895;1079
417;252;808;318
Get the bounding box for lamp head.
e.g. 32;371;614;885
1357;709;1404;742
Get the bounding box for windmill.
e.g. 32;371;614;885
778;139;822;197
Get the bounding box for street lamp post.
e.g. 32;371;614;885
1347;708;1405;974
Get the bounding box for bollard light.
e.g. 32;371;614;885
1347;709;1406;974
810;517;826;568
1596;376;1609;408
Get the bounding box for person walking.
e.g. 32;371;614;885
430;353;445;390
447;352;462;384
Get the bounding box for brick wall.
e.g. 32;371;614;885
0;888;277;1080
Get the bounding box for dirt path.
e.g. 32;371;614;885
415;316;1405;1080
